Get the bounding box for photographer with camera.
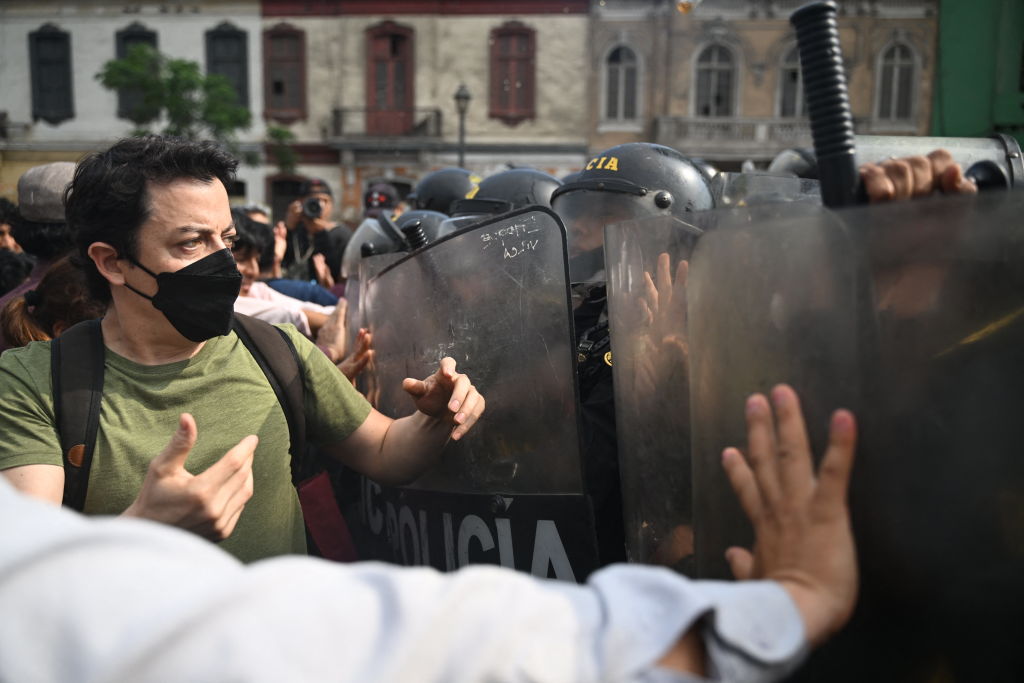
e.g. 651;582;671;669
281;178;352;290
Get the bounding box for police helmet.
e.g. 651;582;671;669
340;210;449;279
551;142;714;282
450;168;562;218
412;168;481;215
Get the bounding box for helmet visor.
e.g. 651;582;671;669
554;189;660;283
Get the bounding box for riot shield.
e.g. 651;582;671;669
604;215;703;572
347;208;599;581
678;191;1024;678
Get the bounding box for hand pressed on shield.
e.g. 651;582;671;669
123;413;257;542
316;299;348;363
721;384;858;646
401;357;485;441
338;327;374;384
860;149;977;203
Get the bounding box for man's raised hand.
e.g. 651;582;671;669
401;357;485;441
721;385;858;646
123;413;257;542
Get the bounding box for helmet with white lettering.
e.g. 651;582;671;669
551;142;714;282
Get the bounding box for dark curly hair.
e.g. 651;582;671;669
0;197;17;226
65;136;238;302
0;249;33;297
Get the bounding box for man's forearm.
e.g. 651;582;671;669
371;411;452;486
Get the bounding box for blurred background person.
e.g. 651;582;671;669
0;162;77;351
231;208;334;338
0;255;105;348
280;178;350;291
0;250;33;298
0;198;23;253
236;204;339;307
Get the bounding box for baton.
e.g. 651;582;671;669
790;1;861;208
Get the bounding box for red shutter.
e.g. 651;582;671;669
488;23;535;125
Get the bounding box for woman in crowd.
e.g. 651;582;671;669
0;255;105;347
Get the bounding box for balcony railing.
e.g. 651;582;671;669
695;1;935;19
330;107;443;139
653;116;819;160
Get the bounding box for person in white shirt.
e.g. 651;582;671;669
0;383;858;682
231;209;334;337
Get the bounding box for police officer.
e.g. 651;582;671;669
551;142;715;566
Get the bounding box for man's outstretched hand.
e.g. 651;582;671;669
123;413;257;542
402;357;485;441
722;385;858;646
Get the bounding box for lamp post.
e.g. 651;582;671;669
454;84;471;168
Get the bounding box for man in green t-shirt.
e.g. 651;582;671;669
0;136;485;562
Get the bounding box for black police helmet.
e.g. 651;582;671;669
412;168;481;215
450;168;562;218
551;143;714;282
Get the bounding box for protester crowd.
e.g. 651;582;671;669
0;128;1010;682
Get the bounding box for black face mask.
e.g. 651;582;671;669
124;248;242;342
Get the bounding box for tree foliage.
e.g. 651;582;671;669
96;44;251;142
266;124;297;175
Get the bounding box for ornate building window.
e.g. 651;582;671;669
605;46;639;122
29;24;74;125
365;21;414;135
695;44;735;118
115;23;158;120
264;24;306;122
206;22;249;108
489;22;535;125
876;42;916;122
778;45;807;118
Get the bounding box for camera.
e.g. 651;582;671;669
302;196;323;219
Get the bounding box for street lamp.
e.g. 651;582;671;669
454;84;471;168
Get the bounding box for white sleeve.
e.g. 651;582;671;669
0;480;805;683
234;295;313;336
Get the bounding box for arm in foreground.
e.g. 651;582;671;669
0;385;855;682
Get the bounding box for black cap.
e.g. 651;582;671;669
298;178;333;198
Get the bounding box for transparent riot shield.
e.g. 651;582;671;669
672;191;1024;679
604;215;703;573
348;208;599;581
342;252;405;392
684;202;864;580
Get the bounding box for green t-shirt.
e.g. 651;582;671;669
0;324;371;563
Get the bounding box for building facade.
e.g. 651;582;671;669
260;0;589;223
589;0;938;168
0;0;942;215
0;1;267;200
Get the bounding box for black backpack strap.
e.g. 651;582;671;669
231;314;308;484
51;319;106;511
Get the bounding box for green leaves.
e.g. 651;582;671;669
96;43;251;144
